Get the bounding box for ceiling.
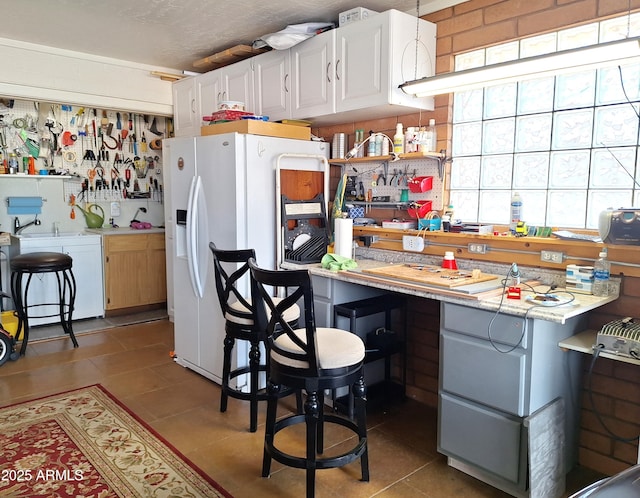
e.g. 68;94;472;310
0;0;463;73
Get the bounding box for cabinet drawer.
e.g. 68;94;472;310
440;331;528;416
439;392;526;486
442;303;528;348
147;233;165;250
106;235;147;252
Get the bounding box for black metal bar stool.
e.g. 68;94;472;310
10;252;78;355
209;243;301;432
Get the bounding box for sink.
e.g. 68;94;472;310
13;232;88;239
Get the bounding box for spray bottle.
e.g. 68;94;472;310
394;123;404;155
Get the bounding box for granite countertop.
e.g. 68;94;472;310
85;227;165;235
282;258;617;324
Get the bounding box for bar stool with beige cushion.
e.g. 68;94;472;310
248;258;369;498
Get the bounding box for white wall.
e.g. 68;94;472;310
0;38;179;116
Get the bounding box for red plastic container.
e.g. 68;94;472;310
407;200;433;218
408;176;433;193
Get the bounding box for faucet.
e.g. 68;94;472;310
14;216;42;235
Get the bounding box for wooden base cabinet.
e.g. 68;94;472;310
438;303;585;498
104;233;167;311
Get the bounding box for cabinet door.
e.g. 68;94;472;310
254;49;291;121
291;30;335;119
104;235;147;310
64;243;104;320
173;77;198;137
335;14;389;112
223;59;255;113
197;70;224;122
440;330;529;416
145;234;167;305
439;392;526;486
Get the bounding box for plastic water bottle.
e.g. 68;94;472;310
426;119;437;152
592;248;610;297
510;192;523;232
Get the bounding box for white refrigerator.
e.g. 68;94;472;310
163;132;329;385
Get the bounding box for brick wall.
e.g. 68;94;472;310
314;0;640;477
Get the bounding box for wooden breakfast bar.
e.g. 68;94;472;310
282;253;618;498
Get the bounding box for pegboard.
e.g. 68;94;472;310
340;156;444;211
0;98;167;204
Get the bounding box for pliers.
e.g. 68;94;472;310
111;167;120;190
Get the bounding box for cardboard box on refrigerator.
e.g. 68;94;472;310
201;121;311;140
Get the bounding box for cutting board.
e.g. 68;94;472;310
362;264;499;288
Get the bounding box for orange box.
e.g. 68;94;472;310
201;120;311;141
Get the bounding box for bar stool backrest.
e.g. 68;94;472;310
209;242;256;325
248;258;322;376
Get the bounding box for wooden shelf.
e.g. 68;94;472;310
330;151;444;165
349;200;410;209
559;329;640;366
193;44;269;70
0;174;72;179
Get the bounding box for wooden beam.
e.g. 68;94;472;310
353;226;640;278
193;45;269;70
150;71;185;82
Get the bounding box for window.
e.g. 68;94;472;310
450;14;640;229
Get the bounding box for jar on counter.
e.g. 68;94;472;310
8;153;18;174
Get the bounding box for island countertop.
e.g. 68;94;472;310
281;258;617;324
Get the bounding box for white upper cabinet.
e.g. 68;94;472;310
336;17;388;112
197;70;224;122
199;59;255;118
174;59;255;136
331;9;436;123
291;29;336;119
173;9;436;135
254;50;291;121
172;77;199;137
224;59;255;113
293;9;436;124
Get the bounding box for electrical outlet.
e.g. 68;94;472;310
402;235;425;252
468;243;487;254
541;250;564;263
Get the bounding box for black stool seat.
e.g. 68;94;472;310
10;251;78;355
10;252;73;272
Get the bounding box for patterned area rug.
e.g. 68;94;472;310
0;385;231;497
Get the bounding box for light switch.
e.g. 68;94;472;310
110;202;121;217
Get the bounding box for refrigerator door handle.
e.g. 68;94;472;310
186;176;209;298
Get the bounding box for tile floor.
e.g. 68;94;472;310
0;319;605;497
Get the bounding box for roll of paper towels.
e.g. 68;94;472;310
334;217;353;259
